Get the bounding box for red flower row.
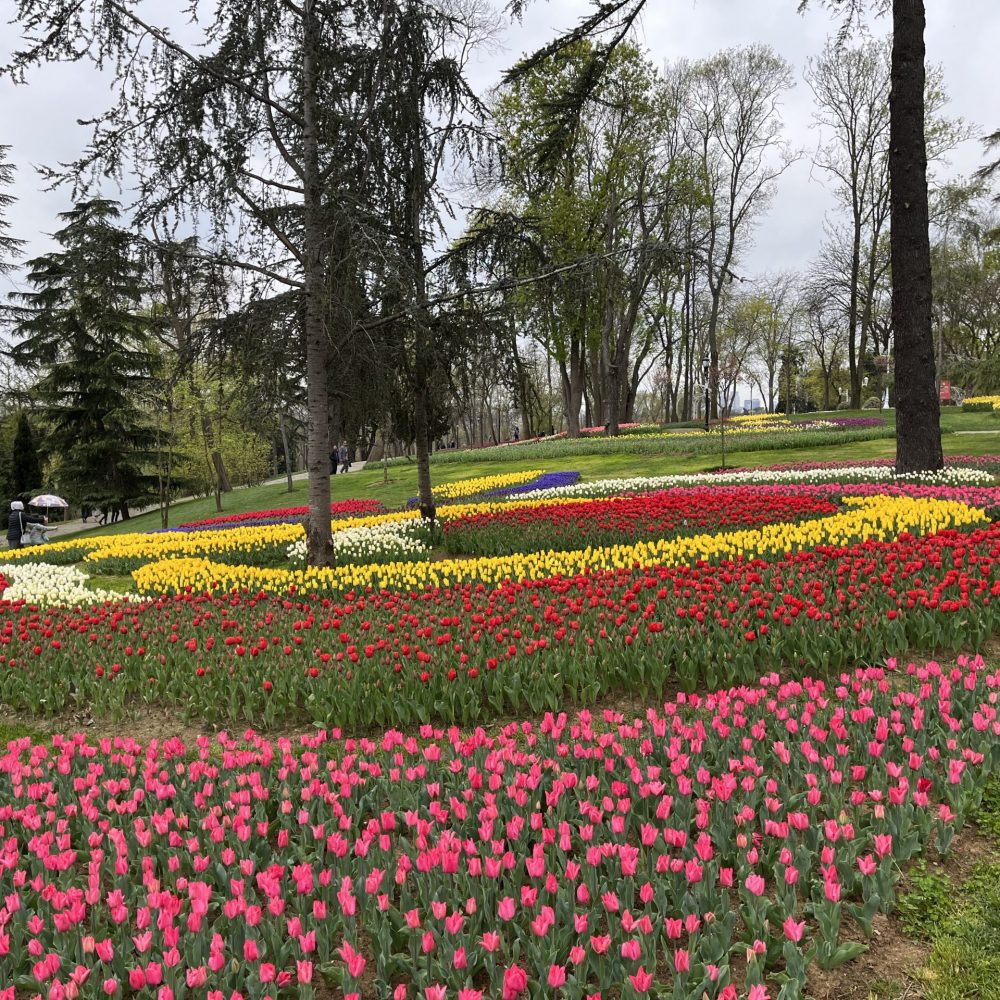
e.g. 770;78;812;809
178;498;384;529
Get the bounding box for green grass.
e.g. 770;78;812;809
921;859;1000;1000
897;860;954;940
85;574;135;593
886;778;1000;1000
0;721;46;744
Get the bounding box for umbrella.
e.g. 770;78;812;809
29;494;69;508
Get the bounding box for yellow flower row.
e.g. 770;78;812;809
130;496;986;597
432;469;545;499
962;395;1000;412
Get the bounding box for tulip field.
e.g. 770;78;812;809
2;458;1000;998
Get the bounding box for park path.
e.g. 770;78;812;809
9;461;370;545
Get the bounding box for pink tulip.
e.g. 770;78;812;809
502;964;528;1000
547;965;567;988
629;967;653;994
783;917;805;942
340;942;366;979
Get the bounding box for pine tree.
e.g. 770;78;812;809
0;145;25;274
8;199;161;514
10;413;42;499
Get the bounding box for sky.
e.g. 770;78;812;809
1;0;997;300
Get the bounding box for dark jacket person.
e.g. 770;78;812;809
6;501;45;549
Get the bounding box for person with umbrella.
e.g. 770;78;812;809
6;501;46;549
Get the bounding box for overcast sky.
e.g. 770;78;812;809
1;0;996;299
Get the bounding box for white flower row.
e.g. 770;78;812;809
515;464;994;500
287;519;433;566
0;562;142;606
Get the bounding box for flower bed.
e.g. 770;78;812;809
4;508;998;728
176;499;385;530
128;496;985;600
286;518;436;567
0;562;137;606
961;395;1000;413
514;465;994;501
410;470;546;505
0;657;996;1000
441;488;839;557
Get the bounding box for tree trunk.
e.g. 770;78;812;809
847;218;864;409
890;0;942;472
211;450;232;493
279;414;294;494
301;0;334;565
413;326;435;522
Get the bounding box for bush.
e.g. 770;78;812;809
837;400;853;410
862;396;882;410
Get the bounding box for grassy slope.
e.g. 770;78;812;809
61;408;999;542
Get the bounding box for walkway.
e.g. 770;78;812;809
9;463;372;545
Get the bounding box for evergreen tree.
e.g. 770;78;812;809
8;199;161;515
10;412;42;499
0;145;25;274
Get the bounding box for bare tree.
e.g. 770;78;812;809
802;282;848;409
680;45;797;418
806;38;890;407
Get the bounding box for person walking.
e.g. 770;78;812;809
339;441;350;474
330;449;338;475
6;501;45;550
98;504;109;526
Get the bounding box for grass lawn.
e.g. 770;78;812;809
56;409;999;542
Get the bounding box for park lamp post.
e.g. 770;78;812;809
702;357;711;432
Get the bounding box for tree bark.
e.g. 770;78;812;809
413;331;436;522
279;413;294;494
890;0;942;472
301;0;334;565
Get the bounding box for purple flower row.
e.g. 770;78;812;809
407;471;582;508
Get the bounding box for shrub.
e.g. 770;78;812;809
862;396;883;410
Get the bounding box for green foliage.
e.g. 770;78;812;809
0;145;25;275
897;860;954;940
11;412;43;499
166;371;274;497
978;776;1000;841
923;861;1000;1000
8;199;161;509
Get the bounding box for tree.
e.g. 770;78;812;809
0;146;25;274
802;283;848;410
6;0;386;564
680;46;796;418
511;0;945;471
806;38;890;408
800;0;942;470
10;412;42;499
7;200;161;514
